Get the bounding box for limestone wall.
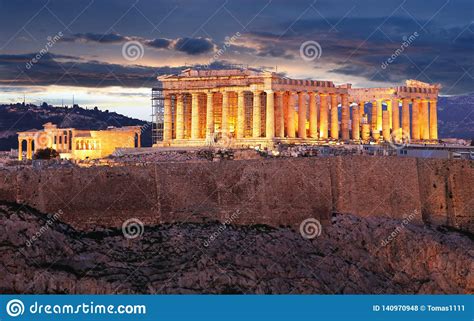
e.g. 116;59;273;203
0;156;472;233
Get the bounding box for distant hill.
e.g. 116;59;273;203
0;103;152;151
438;93;474;140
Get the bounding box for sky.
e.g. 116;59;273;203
0;0;473;121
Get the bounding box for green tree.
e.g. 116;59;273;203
34;148;59;160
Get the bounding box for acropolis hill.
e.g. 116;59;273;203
1;156;472;235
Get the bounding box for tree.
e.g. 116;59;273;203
34;148;59;160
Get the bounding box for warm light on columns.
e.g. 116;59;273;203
309;92;317;139
237;91;245;139
319;94;328;139
330;94;339;139
191;92;200;139
163;93;172;142
298;92;307;139
265;90;275;139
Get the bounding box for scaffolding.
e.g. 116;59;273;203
151;85;164;144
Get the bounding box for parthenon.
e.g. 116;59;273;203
155;69;440;148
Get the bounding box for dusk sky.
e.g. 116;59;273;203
0;0;473;120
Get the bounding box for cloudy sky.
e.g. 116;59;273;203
0;0;473;120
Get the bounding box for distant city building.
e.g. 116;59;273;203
17;122;141;160
154;69;440;148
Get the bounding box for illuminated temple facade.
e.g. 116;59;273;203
17;123;142;160
156;69;440;148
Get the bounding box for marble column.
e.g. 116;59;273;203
237;91;245;139
361;123;371;141
298;92;307;139
276;92;285;138
382;110;390;140
18;139;23;160
163;93;172;142
412;99;421;140
191;92;200;139
26;138;32;160
386;100;393;129
392;98;400;133
371;101;378;138
341;94;350;140
359;101;365;121
421;99;430;140
176;94;184;139
309;92;317;138
265;90;275;139
221;91;229;137
402;98;410;139
377;99;383;131
206;92;214;140
319;94;328;139
429;99;438;140
252;91;262;138
330;94;339;139
287;92;296;138
352;105;360;140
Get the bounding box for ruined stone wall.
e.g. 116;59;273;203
0;156;472;233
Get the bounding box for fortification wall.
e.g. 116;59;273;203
0;156;472;233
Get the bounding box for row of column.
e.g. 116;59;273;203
164;90;275;141
162;91;438;143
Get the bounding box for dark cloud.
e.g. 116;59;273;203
62;33;131;44
0;53;239;88
173;37;216;55
145;38;172;49
0;52;171;88
236;16;474;95
61;33;216;55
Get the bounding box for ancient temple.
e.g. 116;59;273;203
156;69;440;148
17;123;142;160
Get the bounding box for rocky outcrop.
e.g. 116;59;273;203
0;202;472;294
0;157;472;234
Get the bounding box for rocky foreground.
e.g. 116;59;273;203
0;202;472;294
